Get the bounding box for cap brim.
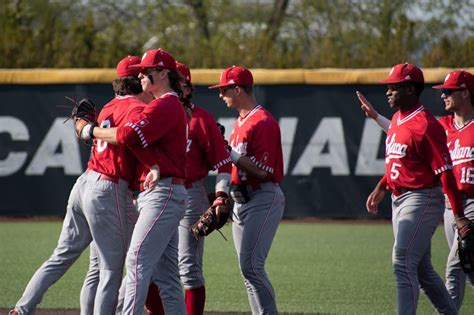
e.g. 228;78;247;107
129;63;155;69
208;83;228;89
432;83;461;89
380;78;403;84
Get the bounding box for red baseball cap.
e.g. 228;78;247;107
176;61;191;83
129;48;176;71
116;55;142;78
432;70;474;90
380;63;424;85
209;66;253;89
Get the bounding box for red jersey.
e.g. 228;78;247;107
385;104;452;191
229;105;283;186
438;115;474;197
87;95;143;184
185;104;231;186
116;92;188;183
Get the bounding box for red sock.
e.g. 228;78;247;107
144;282;165;315
185;286;206;315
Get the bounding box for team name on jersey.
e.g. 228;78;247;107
385;134;407;162
448;139;474;166
231;140;248;156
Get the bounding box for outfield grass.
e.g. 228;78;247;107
1;221;473;314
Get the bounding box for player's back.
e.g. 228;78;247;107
88;96;145;184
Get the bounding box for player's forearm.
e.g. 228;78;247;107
376;174;388;191
215;172;230;195
375;115;390;133
441;171;465;218
233;155;268;180
92;127;118;144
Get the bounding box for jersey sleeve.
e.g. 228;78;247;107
421;121;452;175
116;104;143;146
248;119;281;175
201;112;232;171
117;99;176;148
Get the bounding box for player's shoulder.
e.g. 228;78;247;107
192;105;213;119
418;108;446;136
255;106;278;125
147;93;180;111
437;114;453;128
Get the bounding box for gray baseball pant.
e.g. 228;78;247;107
391;186;457;315
15;171;129;314
121;178;187;315
80;190;137;315
178;179;209;289
232;182;285;315
444;196;474;310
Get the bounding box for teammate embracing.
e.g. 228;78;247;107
79;48;189;314
360;63;472;314
10;55;147;315
209;66;285;314
78;55;154;314
144;61;232;315
357;68;474;311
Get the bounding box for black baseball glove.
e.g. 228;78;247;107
458;223;474;273
65;97;98;140
216;122;231;152
190;193;231;239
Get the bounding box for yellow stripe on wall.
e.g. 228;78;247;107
0;68;471;85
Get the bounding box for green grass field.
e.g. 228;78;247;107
1;221;473;314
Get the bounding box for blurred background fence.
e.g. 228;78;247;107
1;68;470;218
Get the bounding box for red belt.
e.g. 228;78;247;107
139;177;184;191
392;185;440;197
392;188;409;197
86;169;119;183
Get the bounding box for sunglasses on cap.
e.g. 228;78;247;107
441;88;465;96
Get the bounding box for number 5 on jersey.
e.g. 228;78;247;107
390;162;402;180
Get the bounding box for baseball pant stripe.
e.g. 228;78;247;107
402;188;433;314
131;187;173;315
250;190;278;301
114;184;127;254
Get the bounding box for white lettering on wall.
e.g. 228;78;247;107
292;117;350;175
0;115;389;177
354;119;385;175
0;116;29;176
25;118;83;175
279;117;298;175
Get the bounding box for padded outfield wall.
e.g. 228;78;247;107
0;68;468;218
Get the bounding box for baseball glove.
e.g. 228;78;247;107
65;97;98;140
190;193;231;239
216;122;231;152
458;223;474;273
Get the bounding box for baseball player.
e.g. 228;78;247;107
78;56;155;315
9;56;147;315
209;66;285;314
144;61;232;315
357;69;474;310
361;63;472;314
79;48;189;315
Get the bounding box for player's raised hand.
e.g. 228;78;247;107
143;164;160;191
356;91;379;119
